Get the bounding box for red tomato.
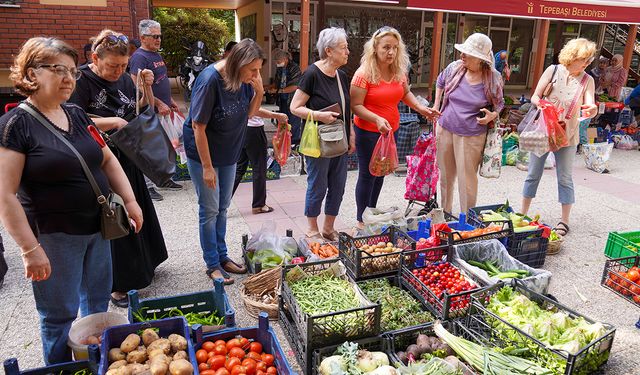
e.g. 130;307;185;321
628;269;640;282
634;295;640;304
199;363;210;371
231;365;247;375
202;341;216;352
266;366;277;375
239;337;249;348
229;347;246;359
262;354;275;367
215;340;227;347
242;358;257;375
196;349;209;364
226;357;241;371
215;369;231;375
201;371;217;375
256;361;267;372
226;338;242;351
209;355;227;370
213;344;228;356
249;342;262;353
256;372;266;375
246;352;262;362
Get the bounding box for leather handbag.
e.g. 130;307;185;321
19;103;131;241
318;71;348;158
108;70;176;186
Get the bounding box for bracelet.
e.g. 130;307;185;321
21;243;41;257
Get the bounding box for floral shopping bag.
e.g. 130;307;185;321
405;132;438;202
479;126;502;178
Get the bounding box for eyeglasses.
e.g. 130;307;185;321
98;34;129;48
144;34;162;40
37;64;82;80
373;26;396;38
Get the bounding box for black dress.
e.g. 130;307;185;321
69;65;168;293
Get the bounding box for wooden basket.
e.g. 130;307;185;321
242;266;282;320
547;238;564;255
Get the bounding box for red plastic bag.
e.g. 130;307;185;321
369;132;399;177
272;121;291;166
539;99;568;152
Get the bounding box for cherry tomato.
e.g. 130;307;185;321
213;344;228;356
199;363;210;371
249;342;262;353
246;351;262;362
256;361;267;372
209;355;227;370
201;371;217;375
266;366;277;375
196;349;209;364
226;338;242;351
242;358;257;375
226;357;241;371
214;340;227;347
215;369;231;375
261;354;275;367
202;341;216;352
231;365;247;375
229;347;246;359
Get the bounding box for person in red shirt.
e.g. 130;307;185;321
350;26;438;228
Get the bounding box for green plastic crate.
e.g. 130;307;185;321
604;231;640;258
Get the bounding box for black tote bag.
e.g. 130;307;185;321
109;71;176;186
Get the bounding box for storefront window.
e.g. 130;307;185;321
463;14;489;38
443;14;458;67
580;24;600;44
508;18;535;86
490;16;510;29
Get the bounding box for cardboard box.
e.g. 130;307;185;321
587;127;598;143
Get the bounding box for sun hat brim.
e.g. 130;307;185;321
454;43;493;64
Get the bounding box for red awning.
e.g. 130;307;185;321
407;0;640;24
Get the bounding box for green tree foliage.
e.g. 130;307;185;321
209;9;235;36
153;7;231;74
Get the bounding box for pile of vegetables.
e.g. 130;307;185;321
307;241;339;259
479;201;549;235
484;286;610;374
106;330;193;375
318;342;395;375
132;308;225;329
446;224;505;240
605;263;640;304
466;260;530;280
393;332;472;375
195;336;277;375
358;242;403;274
359;279;434;332
289;274;361;316
408;262;477;313
246;243;298;270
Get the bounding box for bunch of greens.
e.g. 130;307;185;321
290;274;361;315
360;279;434;332
132;307;225;326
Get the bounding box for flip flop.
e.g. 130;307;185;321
322;230;340;242
206;268;234;285
252;205;274;214
305;231;324;240
553;221;570;236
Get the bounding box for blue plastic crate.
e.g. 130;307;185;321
192;312;297;375
128;278;235;330
99;317;197;375
4;345;99;375
406;213;474;240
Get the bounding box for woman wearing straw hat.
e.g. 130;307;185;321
431;33;504;214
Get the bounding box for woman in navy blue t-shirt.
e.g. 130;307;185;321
183;39;265;284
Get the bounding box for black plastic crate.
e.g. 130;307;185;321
128;278;235;330
4;345;99;375
600;255;640;307
279;306;312;374
311;336;386;375
437;220;512;246
281;259;381;350
507;235;548;268
470;280;616;375
242;229;301;273
338;226;416;280
467;204;513;228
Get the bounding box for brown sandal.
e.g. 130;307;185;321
322;230;340;242
252;205;274;214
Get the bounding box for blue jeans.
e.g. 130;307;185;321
187;158;236;269
304;154;348;217
33;232;111;365
354;126;397;222
523;145;576;205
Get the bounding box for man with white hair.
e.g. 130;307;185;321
129;19;183;197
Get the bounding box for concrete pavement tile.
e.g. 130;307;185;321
265;178;305;192
278;201;306;217
269;190;307;204
241;206;290;222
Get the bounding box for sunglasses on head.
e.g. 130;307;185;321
373;26;396;37
144;34;162;40
98;34;129;47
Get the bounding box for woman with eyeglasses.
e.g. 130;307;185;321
69;29;168;307
350;26;439;229
521;38;597;239
0;37;141;364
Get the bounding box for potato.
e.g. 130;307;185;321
109;348;127;363
109;360;128;370
85;335;100;345
120;334;141;353
141;329;160;347
147;348;165;359
126;346;148;364
125;363;147;375
169;359;193;375
149;355;169;375
168;334;188;352
386;242;393;247
106;366;132;375
147;338;171;355
173;351;188;361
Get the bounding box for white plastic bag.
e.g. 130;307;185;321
479;126;502;178
544;152;555;169
519;110;549;157
583;142;614;173
279;154;302;177
159;114;180;149
362;206;406;234
615;134;638;150
171;111;185;139
245;221;298;268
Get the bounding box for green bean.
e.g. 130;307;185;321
289;274;360;315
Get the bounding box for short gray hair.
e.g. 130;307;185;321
316;27;347;60
139;19;161;35
273;48;291;61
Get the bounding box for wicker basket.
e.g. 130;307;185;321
241;266;282;320
547;238;564;255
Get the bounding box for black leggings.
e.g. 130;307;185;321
233;126;268;208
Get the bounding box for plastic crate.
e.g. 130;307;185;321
604;230;640;258
469;280;616;375
192;312;296;375
98;317;197;375
311;336;386;375
281;259;381;350
347;153;358;171
506;235;548;269
241;162;281;183
467;204;513;228
357;276;435;335
438;221;512;246
338;226;416;280
406;213;474;241
4;345;99;375
242;229;301;274
600;255;640;307
128;278;235;330
399;247;485;320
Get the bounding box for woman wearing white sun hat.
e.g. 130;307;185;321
431;33;504;213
